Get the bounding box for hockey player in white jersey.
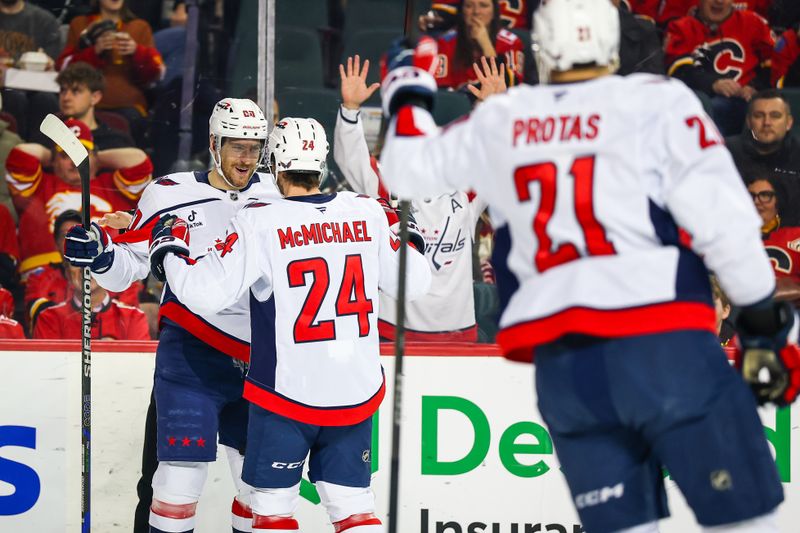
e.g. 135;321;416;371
335;55;488;342
378;1;800;532
148;117;431;532
63;98;280;533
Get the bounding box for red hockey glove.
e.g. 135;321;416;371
377;197;426;252
149;215;191;282
736;299;800;406
380;36;439;117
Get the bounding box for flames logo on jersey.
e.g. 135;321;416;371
693;39;746;82
214;233;239;257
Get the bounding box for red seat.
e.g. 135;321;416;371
95;110;131;136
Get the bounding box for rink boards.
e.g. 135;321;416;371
0;340;798;533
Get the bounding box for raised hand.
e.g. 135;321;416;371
467;56;507;102
340;55;381;110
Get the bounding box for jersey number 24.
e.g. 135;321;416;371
515;155;616;273
287;255;374;343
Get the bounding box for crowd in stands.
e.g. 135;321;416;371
2;0;800;342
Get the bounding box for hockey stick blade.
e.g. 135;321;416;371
39;114;89;166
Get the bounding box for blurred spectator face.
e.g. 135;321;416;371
54;217;80;259
462;0;494;27
698;0;733;24
53;149;98;186
747;97;793;145
713;292;730;334
747;179;778;225
217;138;264;189
99;0;125;12
66;263;103;297
59;83;101;121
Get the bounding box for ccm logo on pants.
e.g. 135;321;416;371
271;461;305;469
574;483;624;509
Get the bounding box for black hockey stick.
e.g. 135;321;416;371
40;114;92;533
388;2;418;532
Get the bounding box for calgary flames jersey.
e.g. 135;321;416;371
763;226;800;284
435;28;524;88
5;148;152;273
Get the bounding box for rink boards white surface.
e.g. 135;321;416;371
0;340;798;533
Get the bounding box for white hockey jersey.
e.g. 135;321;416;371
162;191;432;425
94;170;280;360
380;74;776;363
335;106;485;341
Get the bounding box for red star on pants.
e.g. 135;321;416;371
167;436;176;446
182;437;191;447
197;437;206;447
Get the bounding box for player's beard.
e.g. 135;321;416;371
221;159;257;189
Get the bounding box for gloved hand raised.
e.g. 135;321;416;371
377;197;426;253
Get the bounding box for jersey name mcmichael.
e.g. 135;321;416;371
277;220;372;249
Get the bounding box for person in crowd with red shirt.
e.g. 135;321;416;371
5;118;151;274
25;209;142;329
434;0;524;89
0;204;20;301
746;176;800;304
664;0;774;135
33;261;148;340
56;0;164;144
420;0;537;32
0;287;24;339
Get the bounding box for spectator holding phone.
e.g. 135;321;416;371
57;0;164;145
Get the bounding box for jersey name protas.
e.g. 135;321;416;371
278;221;372;249
513;113;601;146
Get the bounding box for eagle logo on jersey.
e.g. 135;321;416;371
214;233;239;257
244;201;270;209
154;177;179;186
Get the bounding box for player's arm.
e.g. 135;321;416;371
334;55;383;197
378;37;487;200
153;209;270;316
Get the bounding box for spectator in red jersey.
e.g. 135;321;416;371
746;176;800;304
655;0;771;26
0;287;24;339
56;0;165;145
0;204;20;301
5;118;152;275
664;0;775;135
773;25;800;88
25;209;142;329
419;0;537;32
33;262;149;340
433;0;525;89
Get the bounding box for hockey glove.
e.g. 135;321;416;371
149;215;191;282
380;36;439;117
735;299;800;406
64;222;115;273
377;197;426;252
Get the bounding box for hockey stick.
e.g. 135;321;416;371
387;2;417;532
39;114;92;533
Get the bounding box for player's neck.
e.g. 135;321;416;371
208;169;239;191
550;66;613;84
282;184;321;197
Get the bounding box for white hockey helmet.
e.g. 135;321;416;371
268;117;329;178
531;0;620;82
208;98;269;186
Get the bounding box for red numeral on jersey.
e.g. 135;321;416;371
288;255;373;343
685;115;722;149
514;155;616;273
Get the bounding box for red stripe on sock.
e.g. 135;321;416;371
150;499;197;519
232;498;253;518
252;514;299;530
334;513;382;532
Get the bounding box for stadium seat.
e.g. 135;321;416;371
275;27;325;90
693;90;714;119
433;90;471;126
344;0;406;34
95;110;131;136
276;0;329;30
341;29;399;88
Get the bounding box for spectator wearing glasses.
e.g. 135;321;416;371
746;176;800;304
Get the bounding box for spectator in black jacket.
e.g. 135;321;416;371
726;89;800;223
613;0;665;75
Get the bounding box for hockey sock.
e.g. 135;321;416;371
149;499;197;533
232;497;253;533
333;513;383;532
252;513;300;531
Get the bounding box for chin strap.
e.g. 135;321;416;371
209;135;239;189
